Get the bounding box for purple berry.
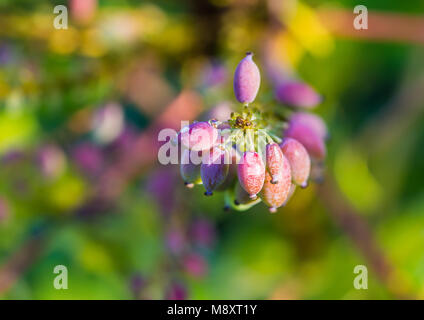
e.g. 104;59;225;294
275;81;322;108
200;147;229;196
233;52;261;104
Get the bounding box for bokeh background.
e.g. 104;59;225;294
0;0;424;300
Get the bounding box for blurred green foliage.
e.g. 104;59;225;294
0;0;423;300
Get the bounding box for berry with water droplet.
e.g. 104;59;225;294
233;52;261;104
280;138;311;187
201;147;229;196
260;153;292;213
237;151;265;199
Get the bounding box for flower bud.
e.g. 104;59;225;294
180;149;202;188
280;138;311;188
201;147;229;196
260;153;292;213
275;81;322;109
179;122;218;151
233;52;261;104
237;151;265;199
265;143;284;184
285;121;326;160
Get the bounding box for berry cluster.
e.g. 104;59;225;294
177;53;328;213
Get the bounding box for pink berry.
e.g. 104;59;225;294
237;151;265;199
201;147;229;196
180;149;202;188
233;52;261;104
179;122;218;151
285;121;326;160
290;112;328;140
280;138;311;187
282;184;296;206
275;81;322;109
265;143;285;184
260;153;292;213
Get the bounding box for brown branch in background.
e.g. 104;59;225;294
318;9;424;45
0;233;46;295
318;174;414;299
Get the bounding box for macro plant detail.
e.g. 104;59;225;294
176;52;328;213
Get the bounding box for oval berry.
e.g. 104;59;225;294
180;149;202;188
179;122;219;151
265;143;285;184
260;153;292;213
275;81;322;109
233;52;261;104
237;151;265;199
285;121;326;160
280;138;311;188
216;148;238;191
290;112;328;140
201;147;229;196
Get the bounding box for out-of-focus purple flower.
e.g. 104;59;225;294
166;282;187;300
71;142;104;175
202;61;228;89
36;144;66;179
190;218;215;248
275;81;322;109
166;228;186;255
130;273;145;297
182;253;207;278
111;126;138;153
1;149;25;165
92;102;124;145
146;168;178;215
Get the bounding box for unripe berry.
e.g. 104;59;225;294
265;143;285;184
237;151;265;199
275;81;322;109
234;182;254;205
180;149;202;188
280;138;311;188
233;52;261;104
285;121;326;160
216;148;238;191
201;147;229;196
290;112;328;140
260;153;292;213
179;121;219;151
